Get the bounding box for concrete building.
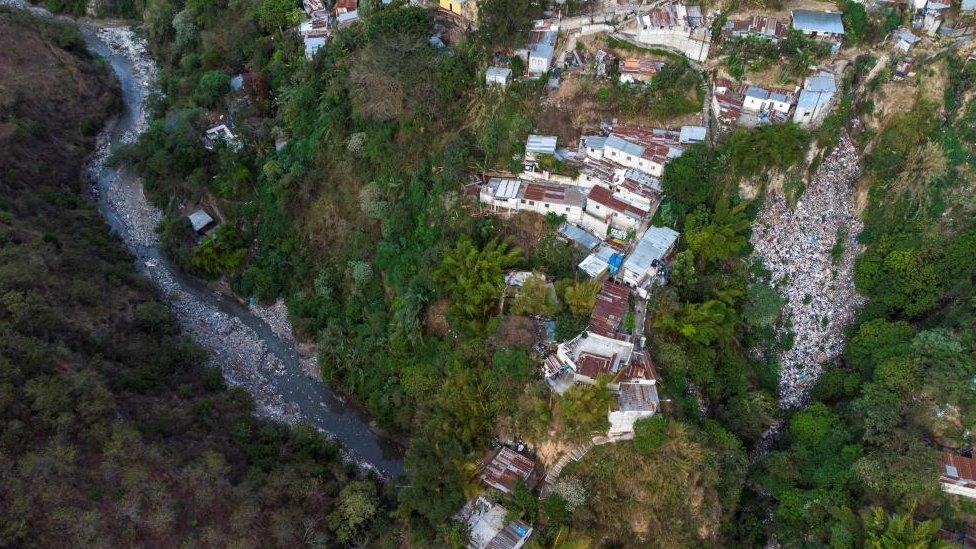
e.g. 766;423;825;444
608;380;660;435
485;66;513;87
583;185;648;235
600;125;685;178
479;178;586;223
793;71;838;126
940;452;976;500
620;226;679;294
522;20;559;76
633;3;711;62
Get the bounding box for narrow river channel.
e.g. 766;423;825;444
3;0;404;477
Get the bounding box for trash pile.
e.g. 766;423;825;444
751;133;865;409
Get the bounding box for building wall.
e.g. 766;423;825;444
634;28;710;62
942;481;976;500
604;145;664;178
608;409;654;435
792;90;835;125
582;210;610;237
521;198;583;223
529;55;551;74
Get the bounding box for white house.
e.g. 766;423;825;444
580;135;607;159
893;27;922;52
583;185;648;235
793;71;838;126
940;452;976;500
485;66;512;87
620;226;679;294
204;124;242;151
601;126;684;178
478;178;586;223
742;85;795;114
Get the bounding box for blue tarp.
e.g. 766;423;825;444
608;253;624;275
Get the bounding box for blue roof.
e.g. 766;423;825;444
604;134;645;157
679;125;706;143
804;73;837;93
963;0;975;10
791;10;845;34
607;253;624;275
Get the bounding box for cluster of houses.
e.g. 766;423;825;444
543;280;663;434
479;122;696;293
457;447;540;548
712;70;838;129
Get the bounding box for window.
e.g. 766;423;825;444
529;201;535;206
544;203;549;208
565;207;570;212
521;199;526;204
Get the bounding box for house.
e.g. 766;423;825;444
485;66;513;87
620;226;679;294
522;20;559;76
791;10;845;53
583;184;649;235
229;74;245;91
481;447;538;494
578;243;625;278
459;498;533;549
504;271;539;287
940;452;976;500
608;380;660;435
302;0;326;17
723;15;789;42
336;9;359;26
478;178;586;222
579;135;607;159
916;0;949;35
334;0;356;13
963;0;976;10
792;71;837;126
525;134;558;156
203;123;242;151
712;78;796;129
558;222;602;251
188;210;215;235
299;18;329;59
894;57;916;80
894;27;922;52
599;125;685;178
618;58;666;84
633;2;711;62
679;125;706;144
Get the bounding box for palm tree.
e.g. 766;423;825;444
859;505;951;549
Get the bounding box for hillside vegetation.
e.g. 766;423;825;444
0;10;393;546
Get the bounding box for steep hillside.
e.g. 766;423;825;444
0;10;393;546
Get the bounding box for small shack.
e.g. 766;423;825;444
188;210;216;235
485;66;513;87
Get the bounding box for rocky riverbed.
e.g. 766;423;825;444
751;133;865;409
71;17;403;476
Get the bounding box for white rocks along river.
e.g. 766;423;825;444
1;0;404;476
751;133;865;409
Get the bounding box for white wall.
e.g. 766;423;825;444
634;28;710;62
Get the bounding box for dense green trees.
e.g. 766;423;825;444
437;238;521;322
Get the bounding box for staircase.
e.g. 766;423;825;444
540;433;632;495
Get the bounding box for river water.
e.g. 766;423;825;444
3;0;404;477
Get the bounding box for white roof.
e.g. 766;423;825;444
679;125;706;144
486;66;512;80
337;9;359;23
623;226;679;276
188;210;214;232
487;177;522;199
526;134;558;155
804;72;837;93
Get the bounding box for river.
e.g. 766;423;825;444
3;0;404;477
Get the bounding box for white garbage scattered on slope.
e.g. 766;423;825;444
751;133;865;409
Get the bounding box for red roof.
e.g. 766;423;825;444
482;447;537;494
941;452;976;482
616;349;658;383
587;185;648;218
334;0;356;12
589;281;630;338
576;352;615;379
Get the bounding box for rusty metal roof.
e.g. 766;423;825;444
481;447;537;494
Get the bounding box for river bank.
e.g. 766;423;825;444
2;0;404;477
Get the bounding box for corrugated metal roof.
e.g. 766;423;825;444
804;72;838;92
791;10;845;34
526;134;557;155
486;66;512;80
188;210;214;232
559;222;601;250
679;125;706;143
615;382;659;412
604;134;645;158
589;281;630;338
623;226;679;277
481;447;536;494
488;177;521;199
